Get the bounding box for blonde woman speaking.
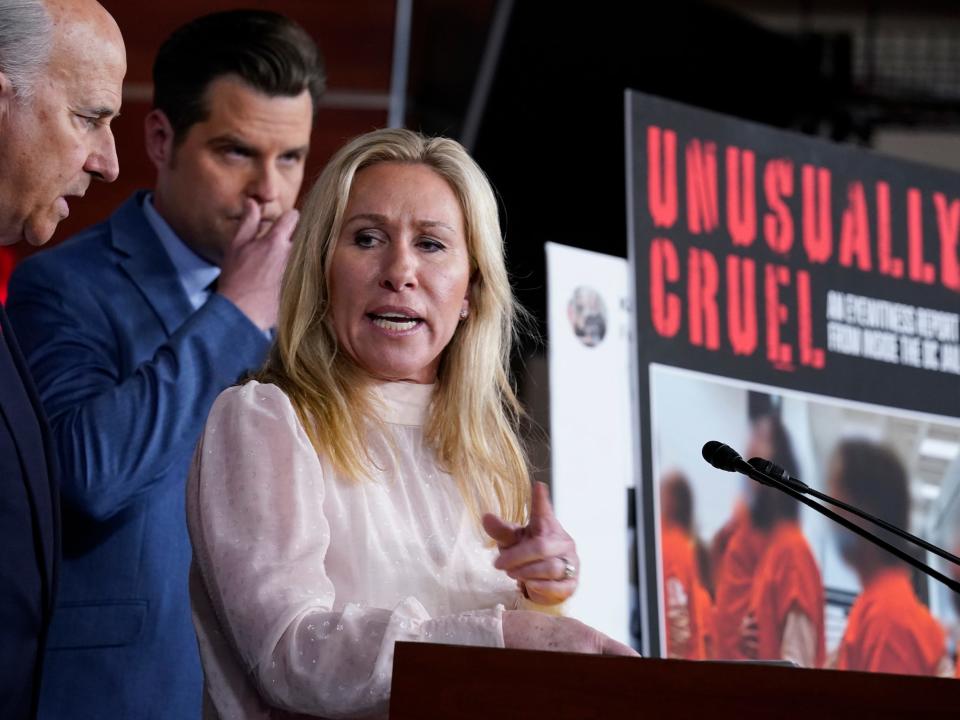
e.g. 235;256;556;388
187;128;636;720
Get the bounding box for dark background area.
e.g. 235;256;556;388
408;0;960;353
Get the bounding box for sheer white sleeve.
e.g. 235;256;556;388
187;383;505;718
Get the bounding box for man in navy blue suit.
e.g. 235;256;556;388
0;1;125;717
7;11;324;719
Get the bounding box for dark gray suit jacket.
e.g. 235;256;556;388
0;302;58;720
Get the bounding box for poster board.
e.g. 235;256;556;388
625;90;960;668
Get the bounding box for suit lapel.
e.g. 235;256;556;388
0;305;56;612
110;192;195;336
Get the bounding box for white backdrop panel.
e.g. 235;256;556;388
546;242;632;643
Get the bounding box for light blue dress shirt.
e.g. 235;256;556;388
142;194;220;312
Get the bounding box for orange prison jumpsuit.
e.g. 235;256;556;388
749;521;825;667
837;567;947;677
713;511;767;659
693;581;716;659
661;524;702;659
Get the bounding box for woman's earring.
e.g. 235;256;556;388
459;308;469;320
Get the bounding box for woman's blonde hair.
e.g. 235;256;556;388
258;128;531;523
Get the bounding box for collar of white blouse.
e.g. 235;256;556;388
372;381;435;426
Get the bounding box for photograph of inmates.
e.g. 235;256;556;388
6;10;323;718
829;439;953;677
0;0;124;718
710;497;766;661
651;365;959;680
659;470;713;659
708;401;825;667
738;412;825;668
710;400;789;661
694;537;716;660
187;128;636;719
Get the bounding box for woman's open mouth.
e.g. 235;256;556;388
367;312;423;332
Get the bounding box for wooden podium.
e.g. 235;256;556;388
389;643;959;719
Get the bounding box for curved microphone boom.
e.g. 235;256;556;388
746;455;960;568
700;439;960;591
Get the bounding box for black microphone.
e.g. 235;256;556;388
701;440;744;473
701;441;774;487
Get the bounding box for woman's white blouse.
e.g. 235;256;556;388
187;380;526;719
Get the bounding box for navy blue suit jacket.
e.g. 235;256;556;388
0;304;58;720
7;193;271;719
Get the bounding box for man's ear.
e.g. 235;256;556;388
144;109;175;170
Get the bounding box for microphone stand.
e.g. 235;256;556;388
748;457;960;569
703;443;960;595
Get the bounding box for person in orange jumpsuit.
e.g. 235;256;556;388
712;408;790;660
712;502;765;659
829;439;951;677
660;471;705;659
693;539;716;659
743;515;825;667
739;415;825;668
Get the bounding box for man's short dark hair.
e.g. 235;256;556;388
661;471;693;531
153;10;325;141
834;438;910;559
